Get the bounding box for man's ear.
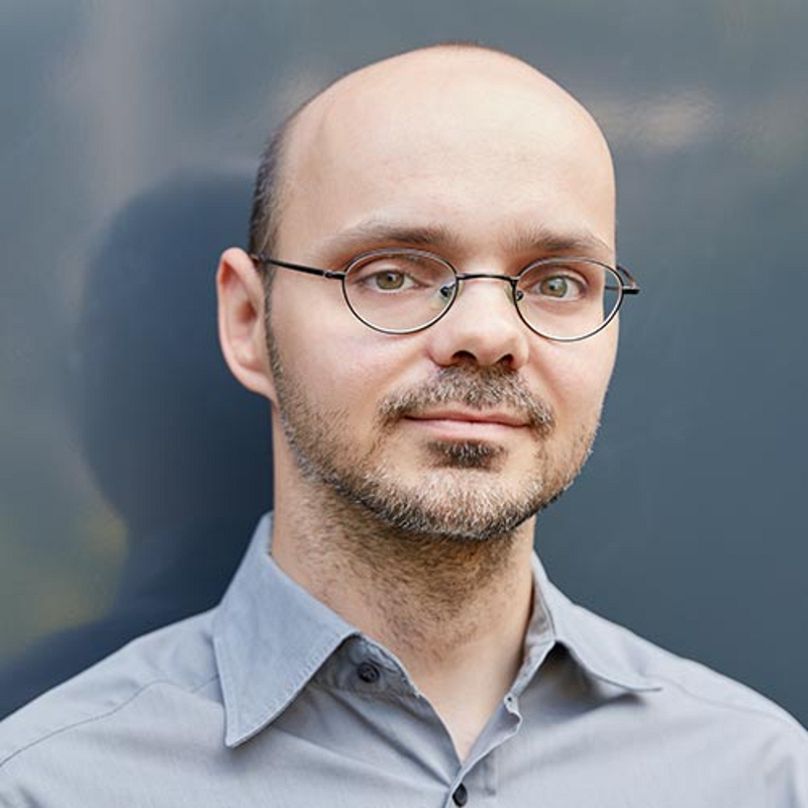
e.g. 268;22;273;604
216;247;277;403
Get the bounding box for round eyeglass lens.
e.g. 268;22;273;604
343;251;457;332
514;259;622;340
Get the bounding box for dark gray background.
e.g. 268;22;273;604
1;1;806;722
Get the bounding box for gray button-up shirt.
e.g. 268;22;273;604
1;513;806;806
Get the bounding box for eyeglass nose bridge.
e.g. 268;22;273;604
441;271;524;306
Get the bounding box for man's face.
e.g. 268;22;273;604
264;50;618;541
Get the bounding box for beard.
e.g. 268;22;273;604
268;334;599;544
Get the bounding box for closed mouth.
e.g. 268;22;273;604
404;409;530;428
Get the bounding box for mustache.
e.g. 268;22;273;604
377;365;555;436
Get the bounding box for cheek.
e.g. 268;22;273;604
317;350;394;413
534;335;617;425
271;284;417;414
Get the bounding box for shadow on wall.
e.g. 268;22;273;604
0;173;273;718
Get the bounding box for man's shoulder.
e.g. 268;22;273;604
565;591;807;739
0;608;220;774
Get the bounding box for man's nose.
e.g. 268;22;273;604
425;278;531;370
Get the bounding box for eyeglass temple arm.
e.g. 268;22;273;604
616;264;640;294
249;253;346;280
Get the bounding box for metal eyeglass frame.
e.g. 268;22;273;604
249;248;640;342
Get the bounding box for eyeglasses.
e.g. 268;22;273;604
250;248;640;342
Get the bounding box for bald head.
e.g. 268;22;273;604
249;44;615;263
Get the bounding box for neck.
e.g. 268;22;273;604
271;471;536;760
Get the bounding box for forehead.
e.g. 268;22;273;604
276;50;615;260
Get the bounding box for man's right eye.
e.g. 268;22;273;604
348;253;451;294
370;270;409;291
352;263;424;292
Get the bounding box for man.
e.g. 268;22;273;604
1;43;805;807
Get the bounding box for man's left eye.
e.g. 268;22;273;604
537;274;582;299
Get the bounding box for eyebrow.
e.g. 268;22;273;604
502;222;613;258
317;218;613;263
320;220;459;256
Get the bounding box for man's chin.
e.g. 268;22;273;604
340;465;546;543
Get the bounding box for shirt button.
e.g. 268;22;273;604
356;661;381;683
452;783;468;806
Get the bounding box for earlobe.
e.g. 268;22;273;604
216;247;277;402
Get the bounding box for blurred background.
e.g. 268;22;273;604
1;1;806;721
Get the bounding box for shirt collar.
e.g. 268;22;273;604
529;553;663;695
214;513;660;748
213;513;357;747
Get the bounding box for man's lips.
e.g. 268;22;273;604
403;409;531;429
